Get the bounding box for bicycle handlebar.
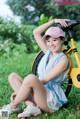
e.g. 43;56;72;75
54;20;80;32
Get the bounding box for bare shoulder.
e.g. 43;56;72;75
59;56;69;65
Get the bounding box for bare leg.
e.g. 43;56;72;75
8;72;23;93
10;74;51;112
8;72;36;106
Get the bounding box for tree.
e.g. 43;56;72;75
6;0;50;24
0;17;36;53
7;0;80;24
48;0;80;20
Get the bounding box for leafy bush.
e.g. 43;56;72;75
38;14;53;26
0;39;15;55
0;17;37;53
0;40;28;57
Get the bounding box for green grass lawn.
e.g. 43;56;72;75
0;43;80;119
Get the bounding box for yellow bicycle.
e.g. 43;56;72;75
32;20;80;97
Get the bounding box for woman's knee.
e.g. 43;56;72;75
23;74;37;86
8;72;18;83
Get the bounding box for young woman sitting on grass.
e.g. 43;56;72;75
0;19;70;119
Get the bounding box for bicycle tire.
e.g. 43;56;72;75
32;51;72;97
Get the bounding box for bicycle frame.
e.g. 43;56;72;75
65;35;80;88
56;20;80;88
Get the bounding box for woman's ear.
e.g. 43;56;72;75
62;39;65;44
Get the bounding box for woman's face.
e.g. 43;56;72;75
46;37;64;53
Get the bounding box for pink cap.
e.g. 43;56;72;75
43;27;65;39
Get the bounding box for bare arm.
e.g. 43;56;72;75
40;57;69;85
33;20;54;53
33;19;69;54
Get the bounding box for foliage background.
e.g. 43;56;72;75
6;0;80;24
0;0;80;53
0;0;80;118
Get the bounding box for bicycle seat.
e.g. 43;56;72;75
54;20;80;32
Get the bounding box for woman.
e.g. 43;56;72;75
0;19;70;118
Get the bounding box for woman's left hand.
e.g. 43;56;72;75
53;19;70;27
10;92;17;102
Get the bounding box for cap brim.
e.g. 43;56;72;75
42;34;65;40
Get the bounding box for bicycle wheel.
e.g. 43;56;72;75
32;51;72;97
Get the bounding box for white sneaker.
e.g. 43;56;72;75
0;104;22;115
18;104;41;118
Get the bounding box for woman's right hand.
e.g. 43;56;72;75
10;92;17;102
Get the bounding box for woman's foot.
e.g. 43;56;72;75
18;104;41;118
0;104;22;115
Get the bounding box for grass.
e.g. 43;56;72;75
0;42;80;119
